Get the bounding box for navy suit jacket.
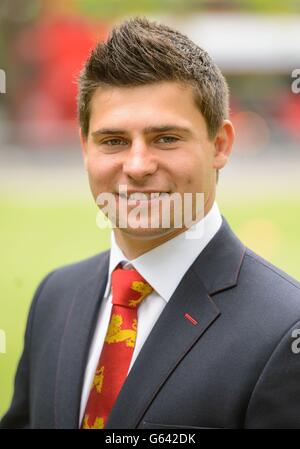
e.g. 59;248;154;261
1;217;300;429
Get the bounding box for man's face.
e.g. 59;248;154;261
80;81;232;241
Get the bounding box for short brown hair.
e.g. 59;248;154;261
78;17;229;140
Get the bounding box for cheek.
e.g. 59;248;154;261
180;157;207;185
164;161;195;190
87;155;119;185
183;160;212;191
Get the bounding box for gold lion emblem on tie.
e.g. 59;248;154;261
82;415;104;429
93;366;104;393
129;281;152;307
105;315;137;347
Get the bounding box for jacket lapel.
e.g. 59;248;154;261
106;217;246;428
54;251;109;429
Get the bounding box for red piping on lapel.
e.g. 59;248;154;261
184;313;198;325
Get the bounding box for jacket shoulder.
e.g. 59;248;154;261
244;247;300;290
34;250;110;302
50;250;110;279
240;247;300;318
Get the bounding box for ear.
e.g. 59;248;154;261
79;127;88;171
213;120;235;170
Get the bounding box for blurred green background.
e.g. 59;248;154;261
0;0;300;420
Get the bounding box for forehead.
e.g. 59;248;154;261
88;81;207;132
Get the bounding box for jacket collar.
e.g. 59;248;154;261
194;216;246;295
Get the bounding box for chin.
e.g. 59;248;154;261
116;225;181;241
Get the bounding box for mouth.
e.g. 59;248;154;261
117;191;171;203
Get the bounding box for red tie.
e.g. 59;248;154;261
81;267;153;429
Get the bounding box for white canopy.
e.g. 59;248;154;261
167;13;300;72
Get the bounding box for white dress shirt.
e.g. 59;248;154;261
79;201;222;425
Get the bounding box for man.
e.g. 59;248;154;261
1;17;300;429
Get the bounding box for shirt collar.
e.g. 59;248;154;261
104;201;222;302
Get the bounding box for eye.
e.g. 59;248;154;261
102;138;127;146
156;135;179;144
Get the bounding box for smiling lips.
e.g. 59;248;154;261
118;191;170;201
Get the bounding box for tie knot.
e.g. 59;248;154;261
111;267;153;308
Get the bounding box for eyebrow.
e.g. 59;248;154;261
91;125;193;138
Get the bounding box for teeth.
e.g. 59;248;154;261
119;192;168;200
129;192;150;200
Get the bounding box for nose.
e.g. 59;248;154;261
122;140;158;181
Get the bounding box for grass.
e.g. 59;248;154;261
0;193;299;418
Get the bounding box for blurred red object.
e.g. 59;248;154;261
275;93;300;142
11;16;108;146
